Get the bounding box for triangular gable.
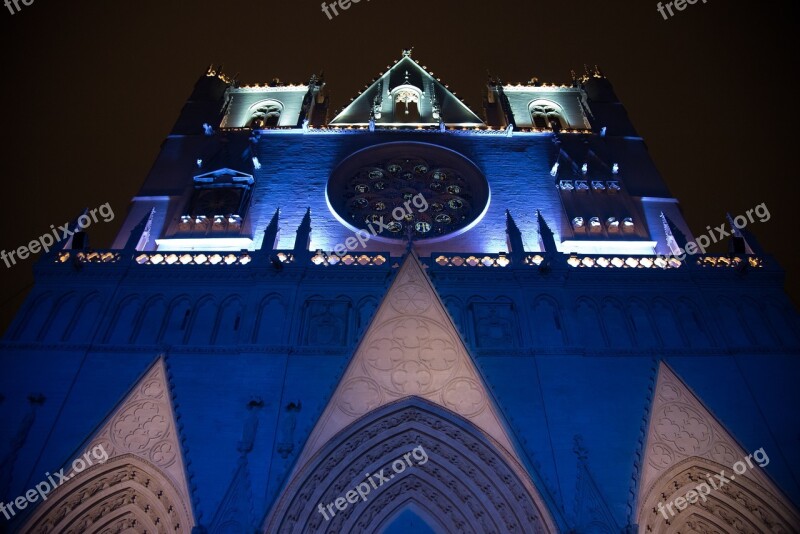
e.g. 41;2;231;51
21;356;195;532
330;52;484;127
295;253;525;470
637;362;800;530
572;438;620;532
640;363;774;493
210;455;256;532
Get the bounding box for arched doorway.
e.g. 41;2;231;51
264;398;558;534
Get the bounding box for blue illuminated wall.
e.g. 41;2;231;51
1;59;799;533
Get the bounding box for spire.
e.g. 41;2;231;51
726;213;755;255
293;208;312;252
63;208;89;250
124;208;156;252
662;213;689;251
536;210;558;254
659;212;682;257
262;208;280;252
505;210;525;258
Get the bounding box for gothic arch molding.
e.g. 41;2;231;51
22;454;193;534
264;397;559;534
637;456;800;533
11;291;52;340
104;295;141;344
65;291;102;343
374;499;449;533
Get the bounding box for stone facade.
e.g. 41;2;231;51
1;52;799;533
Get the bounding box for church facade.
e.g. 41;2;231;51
1;51;799;533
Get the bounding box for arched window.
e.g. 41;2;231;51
529;100;568;130
247;100;283;128
392;85;422;122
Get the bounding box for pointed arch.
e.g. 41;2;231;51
715;295;753;346
214;295;244;345
264;398;559;533
104;295;141;344
39;292;79;342
739;296;779;346
636;363;800;532
600;297;633;348
676;297;714;348
530;294;566;347
253;293;286;344
133;294;167;344
187;295;217;345
638;456;799;533
22;357;195;532
64;292;102;343
11;291;53;341
356;295;380;336
22;454;193;534
651;297;687;348
574;297;607;347
159;295;193;344
764;298;800;347
379;502;446;534
627;297;659;348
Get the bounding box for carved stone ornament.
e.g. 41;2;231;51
637;363;800;533
296;254;516;468
264;399;558;533
21;357;195;533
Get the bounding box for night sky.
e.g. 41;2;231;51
1;0;797;331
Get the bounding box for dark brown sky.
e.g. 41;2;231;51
1;0;798;330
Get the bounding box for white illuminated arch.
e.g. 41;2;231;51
528;99;569;129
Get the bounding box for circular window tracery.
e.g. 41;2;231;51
327;143;490;243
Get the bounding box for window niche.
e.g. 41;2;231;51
177;169;254;236
529;100;568;130
247;100;283;129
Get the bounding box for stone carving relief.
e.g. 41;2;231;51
638;363;800;533
471;302;519;348
24;459;192;534
22;357;194;533
301;300;350;346
294;255;525;490
265;401;558;534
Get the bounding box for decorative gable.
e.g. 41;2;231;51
295;253;525;469
22;357;195;533
330;51;484;127
637;363;799;532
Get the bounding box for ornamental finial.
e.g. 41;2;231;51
402;47;413;57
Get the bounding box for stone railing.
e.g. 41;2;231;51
52;249;764;271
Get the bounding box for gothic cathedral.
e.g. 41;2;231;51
2;51;799;533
